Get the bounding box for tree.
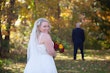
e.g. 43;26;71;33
92;0;110;48
0;0;3;52
72;0;110;49
0;0;17;57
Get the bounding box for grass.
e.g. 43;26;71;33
0;49;110;73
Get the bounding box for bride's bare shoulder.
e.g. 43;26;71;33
40;33;51;39
38;33;50;44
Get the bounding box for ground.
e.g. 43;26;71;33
0;49;110;73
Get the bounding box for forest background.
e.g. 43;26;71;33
0;0;110;73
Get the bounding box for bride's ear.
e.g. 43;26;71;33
37;25;41;32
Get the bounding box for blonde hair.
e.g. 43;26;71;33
34;18;51;37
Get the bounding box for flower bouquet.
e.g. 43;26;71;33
54;42;64;53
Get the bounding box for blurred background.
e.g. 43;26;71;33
0;0;110;73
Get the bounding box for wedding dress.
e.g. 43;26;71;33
24;18;57;73
24;44;57;73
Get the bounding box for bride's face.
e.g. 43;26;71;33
39;21;50;33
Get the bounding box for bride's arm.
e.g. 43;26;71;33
42;33;56;57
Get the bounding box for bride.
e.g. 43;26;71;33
24;18;58;73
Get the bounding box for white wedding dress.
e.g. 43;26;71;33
24;44;57;73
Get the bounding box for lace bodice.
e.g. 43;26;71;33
36;44;48;55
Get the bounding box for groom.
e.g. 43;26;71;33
72;22;85;60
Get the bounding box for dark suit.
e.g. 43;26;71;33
72;28;85;60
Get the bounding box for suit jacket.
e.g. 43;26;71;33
72;28;85;43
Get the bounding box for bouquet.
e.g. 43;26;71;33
54;42;64;53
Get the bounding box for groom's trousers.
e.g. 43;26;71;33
73;42;84;60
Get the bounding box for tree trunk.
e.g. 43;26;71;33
0;0;3;57
57;3;61;19
0;6;1;50
1;0;15;56
5;0;15;51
